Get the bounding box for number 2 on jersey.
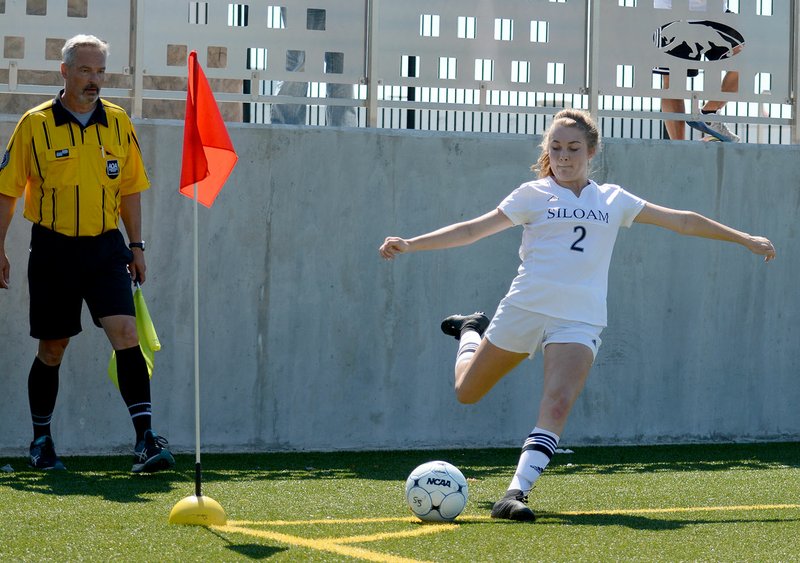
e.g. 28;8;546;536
571;226;586;252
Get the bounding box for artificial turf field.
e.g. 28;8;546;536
1;442;798;562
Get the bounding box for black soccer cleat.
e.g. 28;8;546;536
29;435;66;471
440;312;490;341
132;430;176;473
491;489;536;522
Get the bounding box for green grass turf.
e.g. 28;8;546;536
1;443;798;562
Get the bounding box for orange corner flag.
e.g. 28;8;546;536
179;51;238;207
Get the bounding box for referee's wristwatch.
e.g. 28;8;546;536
129;241;146;252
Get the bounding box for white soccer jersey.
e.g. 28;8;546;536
498;177;647;327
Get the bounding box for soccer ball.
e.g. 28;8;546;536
405;460;468;522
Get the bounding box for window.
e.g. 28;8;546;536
530;21;549;43
401;55;420;78
494;18;513;41
324;52;344;74
266;6;284;29
247;47;268;70
189;1;208;24
547;62;565;85
616;65;634;88
512;60;530;83
420;14;440;37
755;72;771;94
228;3;248;27
307;8;326;30
458;16;476;39
439;57;456;80
475;59;494;81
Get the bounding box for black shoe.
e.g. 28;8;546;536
441;312;490;341
29;435;66;470
132;430;176;473
491;489;536;521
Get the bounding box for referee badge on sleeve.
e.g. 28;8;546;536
0;150;9;171
106;159;120;179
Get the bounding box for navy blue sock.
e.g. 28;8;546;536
28;357;60;440
116;345;152;443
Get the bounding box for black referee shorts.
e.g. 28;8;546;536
28;224;135;340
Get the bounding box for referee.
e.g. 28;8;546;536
0;35;174;473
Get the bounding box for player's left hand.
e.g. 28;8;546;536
128;251;147;283
748;236;776;262
379;237;410;260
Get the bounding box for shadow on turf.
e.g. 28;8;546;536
538;512;800;531
473;500;800;530
207;528;288;559
0;456;178;503
224;543;286;560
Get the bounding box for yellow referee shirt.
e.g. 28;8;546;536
0;94;150;236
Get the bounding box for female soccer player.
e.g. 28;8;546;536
378;108;775;521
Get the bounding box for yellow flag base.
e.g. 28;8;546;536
168;495;227;526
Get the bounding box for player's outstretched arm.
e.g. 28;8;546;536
379;208;513;260
634;202;776;262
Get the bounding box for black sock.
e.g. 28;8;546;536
29;357;60;440
116;345;152;443
701;109;716;115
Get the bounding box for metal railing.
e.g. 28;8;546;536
0;0;796;143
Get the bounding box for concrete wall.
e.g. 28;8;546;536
1;118;798;455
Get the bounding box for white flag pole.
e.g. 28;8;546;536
193;181;202;495
169;181;226;526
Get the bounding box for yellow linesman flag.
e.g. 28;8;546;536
108;286;161;388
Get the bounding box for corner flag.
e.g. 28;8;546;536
170;51;236;526
179;51;238;207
